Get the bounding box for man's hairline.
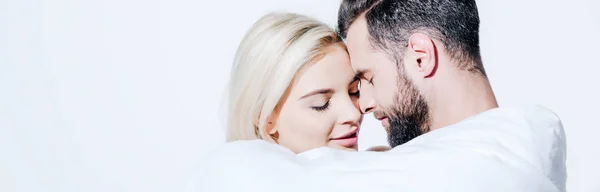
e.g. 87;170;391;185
346;14;386;54
345;14;403;79
339;0;382;38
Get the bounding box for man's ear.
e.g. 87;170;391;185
408;33;437;78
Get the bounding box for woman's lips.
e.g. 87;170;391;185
331;129;359;148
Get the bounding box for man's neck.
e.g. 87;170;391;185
429;71;499;131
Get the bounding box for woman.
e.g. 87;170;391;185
226;12;363;153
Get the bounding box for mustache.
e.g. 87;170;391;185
373;108;398;120
373;111;386;119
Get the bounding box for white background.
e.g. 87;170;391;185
1;0;599;191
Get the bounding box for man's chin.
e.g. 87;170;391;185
383;124;392;135
386;117;427;147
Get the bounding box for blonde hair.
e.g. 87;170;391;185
226;12;344;142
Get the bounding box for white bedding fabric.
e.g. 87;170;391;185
186;105;566;192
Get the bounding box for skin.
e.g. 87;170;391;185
266;45;364;154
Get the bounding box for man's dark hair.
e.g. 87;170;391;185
337;0;486;76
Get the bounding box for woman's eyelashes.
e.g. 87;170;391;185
349;89;360;97
311;101;330;112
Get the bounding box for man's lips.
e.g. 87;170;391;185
374;111;387;121
374;113;389;127
379;117;389;127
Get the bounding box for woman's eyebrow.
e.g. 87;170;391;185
299;88;334;100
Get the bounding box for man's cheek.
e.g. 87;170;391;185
378;89;393;104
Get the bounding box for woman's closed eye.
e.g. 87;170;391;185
302;88;334;112
311;101;330;112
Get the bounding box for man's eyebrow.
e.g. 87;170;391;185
355;69;369;79
299;88;334;100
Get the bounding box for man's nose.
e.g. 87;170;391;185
359;87;376;114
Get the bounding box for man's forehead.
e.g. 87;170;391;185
345;16;369;49
346;21;376;72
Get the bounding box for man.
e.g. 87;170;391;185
338;0;498;148
187;1;566;191
335;0;566;190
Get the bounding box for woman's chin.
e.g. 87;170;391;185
331;144;358;151
345;146;359;151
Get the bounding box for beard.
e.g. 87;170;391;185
384;68;431;148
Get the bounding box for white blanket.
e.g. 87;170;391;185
186;105;566;192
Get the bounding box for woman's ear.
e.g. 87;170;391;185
264;115;280;142
265;113;279;135
264;103;283;141
266;117;277;134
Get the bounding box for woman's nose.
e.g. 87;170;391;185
339;97;362;126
